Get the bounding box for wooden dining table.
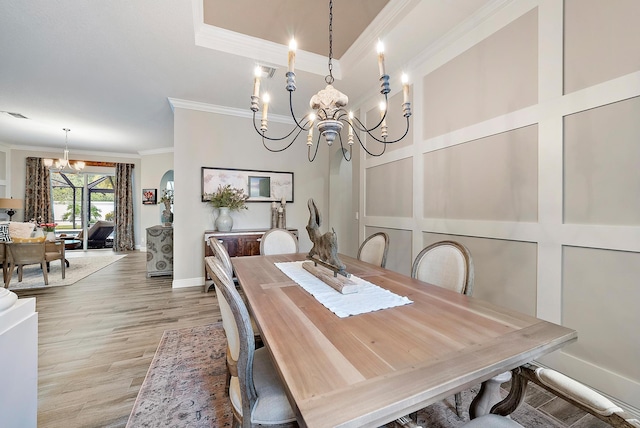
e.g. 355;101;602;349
232;253;577;428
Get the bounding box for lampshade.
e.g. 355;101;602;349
0;198;23;209
0;198;24;221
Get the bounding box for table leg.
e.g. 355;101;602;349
471;368;530;419
469;371;513;419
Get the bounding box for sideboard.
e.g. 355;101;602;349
204;228;299;258
204;228;298;278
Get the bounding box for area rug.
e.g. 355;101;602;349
126;323;232;428
126;324;564;428
7;254;127;290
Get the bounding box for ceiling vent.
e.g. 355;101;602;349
1;111;29;119
258;65;277;79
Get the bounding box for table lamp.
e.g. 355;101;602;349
0;198;24;221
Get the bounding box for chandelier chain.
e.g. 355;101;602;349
326;0;334;85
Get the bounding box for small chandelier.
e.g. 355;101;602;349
43;128;85;173
250;0;412;162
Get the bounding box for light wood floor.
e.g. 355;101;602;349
13;250;221;428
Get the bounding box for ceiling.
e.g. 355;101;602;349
0;0;493;156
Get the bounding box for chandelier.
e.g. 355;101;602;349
43;128;85;172
250;0;412;162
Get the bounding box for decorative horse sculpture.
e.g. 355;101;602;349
306;198;346;273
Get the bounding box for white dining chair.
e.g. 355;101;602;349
462;363;640;428
357;231;389;268
411;240;474;296
207;255;297;428
259;229;298;255
206;237;233;291
411;240;474;417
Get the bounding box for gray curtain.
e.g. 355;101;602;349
25;157;52;222
114;163;135;251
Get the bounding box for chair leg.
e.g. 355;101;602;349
41;261;49;285
4;263;14;288
454;392;463;417
61;258;65;279
18;265;23;282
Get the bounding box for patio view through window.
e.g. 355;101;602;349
50;172;115;247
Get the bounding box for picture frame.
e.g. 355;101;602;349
142;188;157;205
201;167;293;203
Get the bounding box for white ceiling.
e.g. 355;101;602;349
0;0;494;156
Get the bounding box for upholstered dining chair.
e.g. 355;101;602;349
259;228;298;255
462;364;640;428
44;240;65;279
0;243;7;285
357;231;389;268
411;240;474;417
207;237;234;286
5;242;48;288
207;255;297;428
411;240;474;296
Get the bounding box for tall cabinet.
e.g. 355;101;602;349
146;225;173;277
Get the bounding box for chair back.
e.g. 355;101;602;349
208;237;233;279
357;232;389;268
411;240;474;295
206;255;258;425
7;242;46;264
260;229;298;255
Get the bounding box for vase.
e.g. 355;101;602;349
46;231;56;241
215;207;233;232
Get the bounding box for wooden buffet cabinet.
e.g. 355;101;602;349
204;228;299;276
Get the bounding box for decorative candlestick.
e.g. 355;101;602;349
277;206;284;229
270;201;278;228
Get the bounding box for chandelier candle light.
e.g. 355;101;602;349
43;128;85;172
250;0;412;162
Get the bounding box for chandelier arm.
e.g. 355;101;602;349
366;116;411;145
262;127;305;153
347;94;390;134
252;111;302;142
289;91;310;131
349;110;383;134
308;131;322;162
336;131;352;162
352;124;387;157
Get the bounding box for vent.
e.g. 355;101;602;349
1;111;29;119
258;65;277;79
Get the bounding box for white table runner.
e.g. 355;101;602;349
275;261;412;318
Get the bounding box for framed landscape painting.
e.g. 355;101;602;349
201;167;293;203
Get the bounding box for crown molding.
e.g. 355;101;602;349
191;0;341;79
11;144;141;159
168;98;294;124
138;147;174;156
408;0;515;72
340;0;419;75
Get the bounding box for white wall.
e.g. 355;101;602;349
171;106;330;288
139;151;173;248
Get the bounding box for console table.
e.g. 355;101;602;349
203;228;298;258
204;228;298;278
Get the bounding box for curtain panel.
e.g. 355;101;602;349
24;157;52;222
114;163;135;251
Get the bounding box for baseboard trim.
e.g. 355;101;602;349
172;277;204;289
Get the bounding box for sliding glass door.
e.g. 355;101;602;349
50;172;115;249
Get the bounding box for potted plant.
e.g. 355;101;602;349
204;185;248;231
160;189;174;226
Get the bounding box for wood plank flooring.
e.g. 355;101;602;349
13;250;221;428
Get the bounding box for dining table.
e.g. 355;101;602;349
232;253;577;428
